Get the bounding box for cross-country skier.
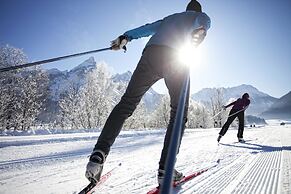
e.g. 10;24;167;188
85;0;211;185
217;93;251;143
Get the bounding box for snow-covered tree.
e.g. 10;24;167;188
17;69;49;130
123;100;148;129
0;45;48;131
59;62;115;129
59;82;82;129
80;62;115;128
150;95;171;128
0;45;47;130
0;45;27;130
187;99;211;128
209;88;227;128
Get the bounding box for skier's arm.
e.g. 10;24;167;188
123;20;162;41
191;13;211;46
224;101;236;109
111;20;162;50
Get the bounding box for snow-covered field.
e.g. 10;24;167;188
1;121;291;194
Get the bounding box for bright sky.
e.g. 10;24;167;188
1;0;290;98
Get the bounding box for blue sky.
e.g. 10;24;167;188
1;0;290;98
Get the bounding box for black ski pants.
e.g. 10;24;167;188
219;109;245;138
94;45;190;168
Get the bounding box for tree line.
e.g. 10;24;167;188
0;45;233;132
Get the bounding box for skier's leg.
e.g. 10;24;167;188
219;109;237;136
237;111;245;138
94;49;161;155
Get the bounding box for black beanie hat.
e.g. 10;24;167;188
186;0;202;12
242;93;250;99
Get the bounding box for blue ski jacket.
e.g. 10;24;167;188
124;11;211;50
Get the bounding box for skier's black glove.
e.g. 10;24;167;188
191;27;206;47
111;35;128;51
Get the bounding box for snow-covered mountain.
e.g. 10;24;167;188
40;57;283;123
49;57;96;100
112;71;132;83
261;91;291;119
38;57;97;122
191;84;278;116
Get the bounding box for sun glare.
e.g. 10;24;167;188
178;43;202;68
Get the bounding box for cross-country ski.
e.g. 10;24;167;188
78;163;121;194
147;160;220;194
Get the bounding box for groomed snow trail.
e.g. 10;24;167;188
0;123;290;194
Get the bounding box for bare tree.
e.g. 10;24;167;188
209;88;227;128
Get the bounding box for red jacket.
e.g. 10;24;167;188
226;98;250;110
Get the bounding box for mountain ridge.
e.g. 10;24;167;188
40;57;289;123
261;91;291;119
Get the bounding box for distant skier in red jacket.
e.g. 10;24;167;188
217;93;250;143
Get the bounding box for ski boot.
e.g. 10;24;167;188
85;150;106;183
238;138;245;143
157;168;184;185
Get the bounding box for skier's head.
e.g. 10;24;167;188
242;93;250;99
186;0;202;12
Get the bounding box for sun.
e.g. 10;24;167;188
177;43;203;68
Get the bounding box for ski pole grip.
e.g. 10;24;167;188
122;45;127;53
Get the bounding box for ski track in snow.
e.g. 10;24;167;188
0;123;291;194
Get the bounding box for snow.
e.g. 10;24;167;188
0;122;291;194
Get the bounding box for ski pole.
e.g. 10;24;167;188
226;105;249;118
210;109;224;120
213;105;249;119
160;72;190;194
0;47;112;73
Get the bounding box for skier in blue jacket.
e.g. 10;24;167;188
85;0;211;185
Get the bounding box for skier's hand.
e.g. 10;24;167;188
111;35;128;51
191;27;206;47
85;160;103;183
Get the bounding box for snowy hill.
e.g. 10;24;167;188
261;91;291;119
191;84;278;116
0;123;291;193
